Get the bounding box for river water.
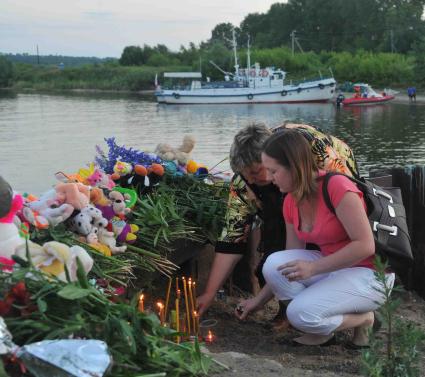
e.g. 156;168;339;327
1;90;425;195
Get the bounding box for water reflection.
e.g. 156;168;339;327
1;93;425;194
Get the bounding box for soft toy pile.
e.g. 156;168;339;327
0;135;215;282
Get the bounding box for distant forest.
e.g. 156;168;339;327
2;53;116;67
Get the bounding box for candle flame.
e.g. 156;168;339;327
139;294;144;301
157;302;164;309
207;330;214;342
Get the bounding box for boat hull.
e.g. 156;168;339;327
342;95;395;106
155;79;336;104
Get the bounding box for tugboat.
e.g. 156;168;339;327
155;31;336;105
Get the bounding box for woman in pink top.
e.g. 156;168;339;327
235;129;394;347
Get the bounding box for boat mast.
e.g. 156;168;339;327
246;34;251;72
232;28;239;75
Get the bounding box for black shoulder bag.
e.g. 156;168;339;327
322;173;413;272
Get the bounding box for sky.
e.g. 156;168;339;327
0;0;279;58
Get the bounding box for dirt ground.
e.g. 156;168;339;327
201;289;425;377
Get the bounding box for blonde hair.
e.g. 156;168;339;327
263;129;318;202
229;123;272;172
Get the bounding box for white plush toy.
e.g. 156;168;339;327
15;241;93;282
154;135;196;165
68;205;108;236
97;227;127;254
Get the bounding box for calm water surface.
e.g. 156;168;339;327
1;90;425;194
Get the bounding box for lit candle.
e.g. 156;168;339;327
206;330;214;343
138;294;144;312
188;279;195;331
193;310;199;336
182;277;191;334
157;302;164;325
164;277;172;323
192;281;197;310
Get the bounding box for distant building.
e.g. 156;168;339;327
58;62;65;70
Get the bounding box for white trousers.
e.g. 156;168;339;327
262;249;395;336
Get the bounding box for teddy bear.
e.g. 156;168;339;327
0;180;26;259
15;241;93;282
154;135;196;166
96;191;139;243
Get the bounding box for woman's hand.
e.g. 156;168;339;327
277;259;315;281
197;292;215;317
234;297;261;320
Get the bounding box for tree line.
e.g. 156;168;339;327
2;0;425;88
117;0;425;84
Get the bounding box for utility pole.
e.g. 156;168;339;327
36;45;40;65
390;30;395;53
290;30;304;56
290;30;295;56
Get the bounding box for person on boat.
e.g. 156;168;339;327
354;86;361;99
197;123;359;323
234;129;395;347
407;87;416;102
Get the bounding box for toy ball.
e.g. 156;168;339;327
186;160;198;174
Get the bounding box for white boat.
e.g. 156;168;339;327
155;32;336;105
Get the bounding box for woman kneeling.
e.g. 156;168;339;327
237;129;394;347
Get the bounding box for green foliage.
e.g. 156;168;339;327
0;56;14;87
361;257;425;377
0;262;214;376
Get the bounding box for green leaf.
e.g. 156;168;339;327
57;285;90;300
36;297;48;313
76;257;89;289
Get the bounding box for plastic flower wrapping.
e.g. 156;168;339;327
0;317;111;377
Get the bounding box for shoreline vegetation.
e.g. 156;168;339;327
0;48;422;94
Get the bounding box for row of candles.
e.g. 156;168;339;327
138;276;214;343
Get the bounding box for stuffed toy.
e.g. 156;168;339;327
154;135;196;166
25;195;74;228
90;187;111;207
85;231;113;257
97;227;127;254
15;241;93;282
110;161;134;187
68;205;108;236
55;182;90;210
0;192;26;259
96;191;139;243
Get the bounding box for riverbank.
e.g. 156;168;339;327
203;289;425;377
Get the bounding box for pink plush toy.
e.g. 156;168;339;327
87;169;115;190
55;182;90;210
